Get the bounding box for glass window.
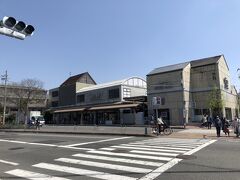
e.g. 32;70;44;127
161;97;165;105
108;88;120;99
194;109;202;115
212;73;216;80
52;91;59;97
51;101;59;107
77;94;85;103
123;88;131;98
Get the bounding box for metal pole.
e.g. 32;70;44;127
2;70;8;125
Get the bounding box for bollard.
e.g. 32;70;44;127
145;127;148;135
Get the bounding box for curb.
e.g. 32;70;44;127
0;129;154;137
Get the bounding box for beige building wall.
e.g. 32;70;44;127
191;64;219;90
182;64;191;124
218;57;238;119
76;83;95;92
148;55;239;125
147;69;185;125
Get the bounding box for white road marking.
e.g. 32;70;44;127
0;139;57;147
128;143;192;151
6;169;70;180
88;150;173;161
139;140;217;180
141;139;203;142
57;146;94;151
139;158;182;180
62;137;133;147
0;159;19;166
73;153;163;166
184;140;217;155
100;148;116;151
130;150;178;157
112;145;186;153
33;163;137;180
56;158;153;173
0;139;94;151
148;142;201;146
140;143;199;148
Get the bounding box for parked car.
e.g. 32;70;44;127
30;116;45;127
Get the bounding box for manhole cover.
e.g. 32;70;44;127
9;147;24;151
176;155;197;160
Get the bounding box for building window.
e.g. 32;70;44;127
109;88;120;99
161;97;165;105
77;94;85;103
223;78;229;89
51;101;59;107
52;91;59;97
194;109;202;115
123;88;131;98
212;73;216;80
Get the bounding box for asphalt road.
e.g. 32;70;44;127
0;132;239;180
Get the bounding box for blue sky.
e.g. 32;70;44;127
0;0;240;90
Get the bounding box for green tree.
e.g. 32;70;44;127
208;87;224;117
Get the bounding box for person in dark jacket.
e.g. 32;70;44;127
207;115;212;129
214;116;222;137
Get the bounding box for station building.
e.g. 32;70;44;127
147;55;239;126
49;73;147;125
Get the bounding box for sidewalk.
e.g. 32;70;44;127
0;125;238;139
169;126;238;140
0;125;153;136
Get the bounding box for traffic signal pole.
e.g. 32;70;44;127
1;70;8;125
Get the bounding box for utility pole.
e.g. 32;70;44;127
1;70;8;125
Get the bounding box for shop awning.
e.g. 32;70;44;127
88;103;140;111
54;108;85;113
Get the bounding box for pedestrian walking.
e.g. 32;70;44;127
207;115;212;129
200;114;208;128
233;116;240;138
36;119;40;130
223;119;230;136
214;116;222;137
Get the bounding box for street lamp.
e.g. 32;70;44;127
0;16;35;40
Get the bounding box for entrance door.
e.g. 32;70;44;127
225;108;232;120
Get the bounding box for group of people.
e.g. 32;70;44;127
202;114;240;137
201;114;213;129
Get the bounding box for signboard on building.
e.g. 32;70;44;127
152;97;162;105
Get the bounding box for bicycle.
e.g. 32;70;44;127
151;123;173;136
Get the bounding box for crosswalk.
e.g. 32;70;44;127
4;138;216;180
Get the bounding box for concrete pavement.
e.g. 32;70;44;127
0;125;239;139
0;125;153;136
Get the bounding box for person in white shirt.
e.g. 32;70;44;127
233;116;240;137
157;117;164;134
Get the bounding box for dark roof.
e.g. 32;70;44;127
148;55;224;75
190;55;222;68
60;72;96;86
147;62;189;75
